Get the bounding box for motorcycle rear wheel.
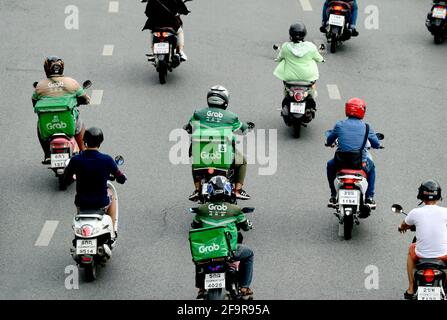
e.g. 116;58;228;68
84;263;97;282
293;121;302;138
58;175;66;191
330;34;337;53
206;288;225;300
434;34;444;44
343;214;353;240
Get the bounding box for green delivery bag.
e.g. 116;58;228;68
191;127;234;170
189;226;231;262
34;96;78;140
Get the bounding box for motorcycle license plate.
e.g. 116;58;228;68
76;239;97;255
433;7;447;19
329;14;345;27
154;42;169;54
290;102;306;114
204;273;225;290
51;153;69;168
418;287;441;300
339;189;359;205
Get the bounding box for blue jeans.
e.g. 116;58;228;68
233;244;254;288
327;157;376;198
322;0;358;27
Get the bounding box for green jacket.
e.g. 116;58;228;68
273;41;324;82
188;107;248;133
193;202;249;249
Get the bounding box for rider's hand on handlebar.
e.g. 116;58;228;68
247;122;255;130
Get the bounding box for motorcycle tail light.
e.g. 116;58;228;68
162;32;169;37
208;265;223;272
332;5;344;11
423;269;435;283
342;178;356;184
82;257;92;263
208;168;215;174
294;92;303;102
81;225;93;237
154;32;161;37
435;5;446;10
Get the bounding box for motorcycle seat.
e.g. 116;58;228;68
416;258;447;269
285;81;315;87
336;169;366;177
76;209;106;220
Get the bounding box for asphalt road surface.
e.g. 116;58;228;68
1;0;446;299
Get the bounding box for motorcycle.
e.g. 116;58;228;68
322;0;355;53
33;80;92;190
280;81;317;138
145;0;193;84
426;0;447;44
184;123;255;203
70;155;124;282
393;204;447;300
188;206;254;300
326;132;384;240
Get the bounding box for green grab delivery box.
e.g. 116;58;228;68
189;226;232;263
34;96;78;140
191;127;234;170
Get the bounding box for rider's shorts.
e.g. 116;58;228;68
409;243;447;263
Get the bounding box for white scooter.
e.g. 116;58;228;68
70;155;124;281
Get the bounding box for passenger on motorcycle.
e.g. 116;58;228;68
326;98;380;207
274;23;324;99
32;56;90;164
398;180;447;300
142;0;190;61
320;0;359;36
63;127;127;240
191;176;254;300
184;85;254;201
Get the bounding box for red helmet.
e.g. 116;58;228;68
345;98;366;119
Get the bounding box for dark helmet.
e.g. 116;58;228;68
207;85;229;109
44;56;64;77
207;176;233;202
417;180;442;201
83;127;104;148
289;23;307;42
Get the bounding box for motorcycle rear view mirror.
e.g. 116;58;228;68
376;133;385;140
391;204;403;214
82;80;92;89
115;155;124;166
273;44;280;51
189;208;199;214
241;207;255;214
33;81;38;88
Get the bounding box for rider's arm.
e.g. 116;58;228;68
110;158;127;184
232;117;248;134
63;158;76;186
367;126;381;149
326;122;340;146
400;211;415;232
312;43;324;62
235;211;250;231
192;215;203;229
175;0;190;15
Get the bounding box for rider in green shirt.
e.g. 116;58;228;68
192;176;254;299
184;85;254;201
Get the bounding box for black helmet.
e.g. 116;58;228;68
207;85;229;109
83;127;104;148
207;176;233;202
44;56;64;77
289;23;307;42
417;179;442;201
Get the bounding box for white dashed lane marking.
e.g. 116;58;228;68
327;84;341;100
90;90;104;105
108;1;119;13
102;45;114;56
299;0;313;11
35;221;59;246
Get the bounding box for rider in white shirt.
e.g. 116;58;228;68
398;180;447;299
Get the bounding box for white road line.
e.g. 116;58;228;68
90;90;104;105
102;45;114;56
299;0;312;11
327;84;341;100
108;1;119;13
35;221;59;246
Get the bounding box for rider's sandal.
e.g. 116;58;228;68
404;290;415;300
240;288;254;300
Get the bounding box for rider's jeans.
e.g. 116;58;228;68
322;0;358;27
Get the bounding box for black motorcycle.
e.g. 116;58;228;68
322;0;355;53
189;207;254;300
426;0;447;44
150;27;182;84
393;204;447;300
281;81;316;138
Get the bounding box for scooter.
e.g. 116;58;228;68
393;204;447;300
33;80;92;190
326;132;384;240
322;0;356;53
426;0;447;44
70;155;124;282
